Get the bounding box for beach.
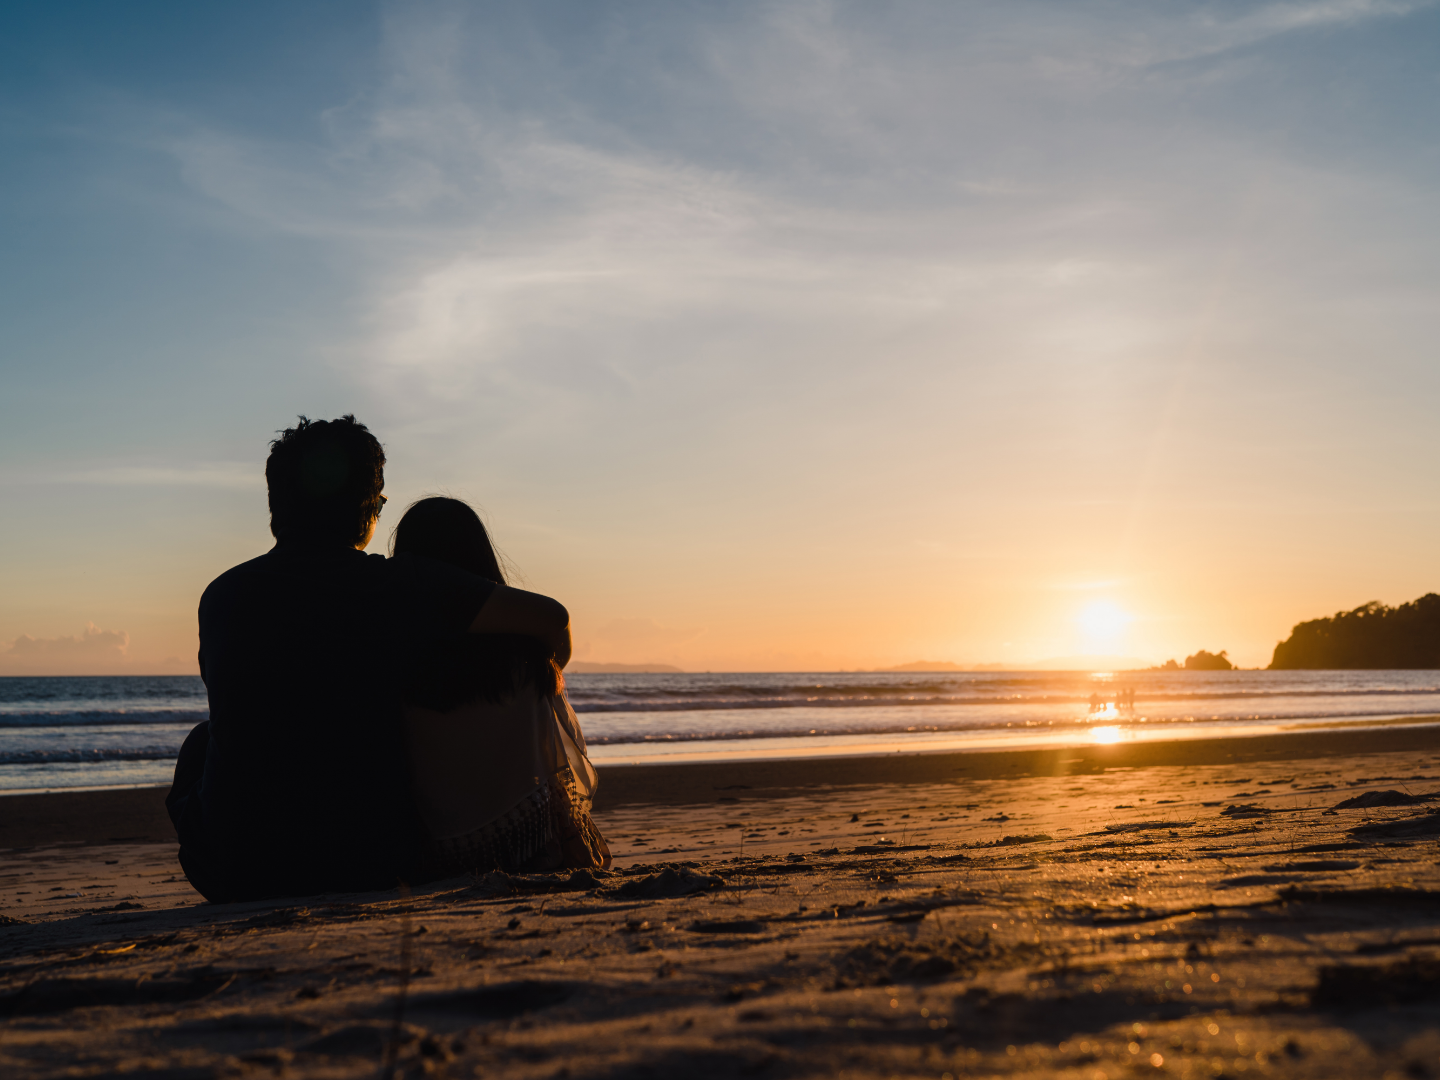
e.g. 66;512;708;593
3;725;1440;1078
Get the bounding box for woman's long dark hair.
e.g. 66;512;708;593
392;497;560;708
390;496;508;582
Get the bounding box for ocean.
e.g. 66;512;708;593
3;669;1440;793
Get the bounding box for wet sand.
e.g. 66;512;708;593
3;727;1440;1078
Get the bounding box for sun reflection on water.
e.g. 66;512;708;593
1090;725;1122;744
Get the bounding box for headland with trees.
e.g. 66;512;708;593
1268;593;1440;669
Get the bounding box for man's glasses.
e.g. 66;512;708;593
376;494;388;514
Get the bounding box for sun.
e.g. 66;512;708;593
1076;600;1132;654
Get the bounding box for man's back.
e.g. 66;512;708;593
193;539;490;898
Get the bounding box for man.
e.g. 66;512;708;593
167;416;570;902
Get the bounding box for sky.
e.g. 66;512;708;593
2;0;1439;675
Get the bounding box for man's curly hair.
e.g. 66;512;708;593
265;415;386;545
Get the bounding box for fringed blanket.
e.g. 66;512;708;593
406;690;611;879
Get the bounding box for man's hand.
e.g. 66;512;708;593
468;585;572;668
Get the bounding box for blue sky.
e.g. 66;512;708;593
3;0;1440;673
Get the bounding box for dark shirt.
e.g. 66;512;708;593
193;538;494;898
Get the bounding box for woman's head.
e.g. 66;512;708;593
392;496;561;701
390;497;506;582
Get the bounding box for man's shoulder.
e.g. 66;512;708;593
198;549;292;610
206;548;278;582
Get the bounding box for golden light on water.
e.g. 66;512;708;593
1090;725;1123;744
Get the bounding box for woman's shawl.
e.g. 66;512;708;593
405;685;609;875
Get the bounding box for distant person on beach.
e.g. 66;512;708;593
392;497;610;875
166;416;575;903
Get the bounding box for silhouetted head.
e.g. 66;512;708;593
265;415;386;546
390;497;506;583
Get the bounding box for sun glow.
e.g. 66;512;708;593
1076;600;1132;653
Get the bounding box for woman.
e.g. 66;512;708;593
391;497;610;878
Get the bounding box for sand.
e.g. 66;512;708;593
2;727;1440;1078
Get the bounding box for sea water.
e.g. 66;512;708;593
4;669;1440;793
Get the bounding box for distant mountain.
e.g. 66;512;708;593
876;660;970;672
877;656;1151;672
1270;595;1440;669
567;661;685;674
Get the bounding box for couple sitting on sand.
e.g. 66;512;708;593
166;416;609;903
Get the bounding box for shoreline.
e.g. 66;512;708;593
584;712;1440;765
4;721;1440;851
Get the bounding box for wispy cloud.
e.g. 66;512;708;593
120;0;1434;522
1219;0;1427;39
13;464;264;489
